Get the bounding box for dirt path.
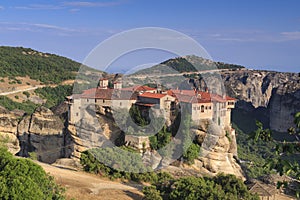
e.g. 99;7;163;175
0;85;45;96
37;162;144;200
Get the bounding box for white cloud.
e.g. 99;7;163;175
14;1;126;10
0;22;82;35
63;1;124;7
30;23;78;32
14;4;62;10
280;31;300;41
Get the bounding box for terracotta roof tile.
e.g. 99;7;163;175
139;92;166;99
122;85;156;92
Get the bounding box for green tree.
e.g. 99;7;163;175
142;186;163;200
250;112;300;198
0;146;65;200
183;143;200;164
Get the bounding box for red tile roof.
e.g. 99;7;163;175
80;88;138;100
226;96;236;101
139;92;166;99
81;88;113;99
122;85;156;92
170;89;233;103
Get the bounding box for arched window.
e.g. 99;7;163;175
201;105;204;112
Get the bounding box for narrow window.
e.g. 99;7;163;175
201;105;204;112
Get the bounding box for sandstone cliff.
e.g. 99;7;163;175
67;104;122;160
17;106;66;163
0;106;22;154
193;119;244;179
191;69;300;133
222;69;300;133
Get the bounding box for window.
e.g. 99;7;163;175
87;99;89;102
205;106;208;110
76;113;79;117
103;99;105;103
120;102;122;106
209;106;212;110
201;105;204;112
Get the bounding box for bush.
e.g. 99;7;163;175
183;143;200;164
0;96;38;114
23;91;30;98
148;174;259;200
142;186;163;200
35;85;73;108
0;147;65;199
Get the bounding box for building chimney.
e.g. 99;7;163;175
113;81;122;89
98;78;108;89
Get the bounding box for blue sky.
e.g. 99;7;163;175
0;0;300;72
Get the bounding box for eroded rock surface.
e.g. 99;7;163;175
17;106;65;164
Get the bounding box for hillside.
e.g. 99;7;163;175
0;46;81;84
0;46;106;114
132;55;245;75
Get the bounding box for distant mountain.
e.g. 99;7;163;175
132;55;245;75
0;46;81;84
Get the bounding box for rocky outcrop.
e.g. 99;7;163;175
222;70;300;132
67;105;122;160
0;106;22;154
192;69;300;133
17;106;65;164
193;119;244;179
268;85;300;132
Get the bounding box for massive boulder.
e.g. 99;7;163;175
193;120;244;179
0;106;22;154
269;85;300;132
67;105;121;160
17;106;65;164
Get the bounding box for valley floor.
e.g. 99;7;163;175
36;161;144;200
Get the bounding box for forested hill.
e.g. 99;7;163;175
161;55;245;73
0;46;81;84
132;55;245;75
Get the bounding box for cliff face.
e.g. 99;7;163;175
198;69;300;133
17;106;66;163
67;105;122;160
223;70;299;133
0;106;22;154
192;119;244;179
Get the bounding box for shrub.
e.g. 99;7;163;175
0;147;65;199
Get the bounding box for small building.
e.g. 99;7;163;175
248;182;277;200
125;135;150;152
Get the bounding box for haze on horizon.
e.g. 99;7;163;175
0;0;300;73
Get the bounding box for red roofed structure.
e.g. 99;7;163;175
67;79;236;128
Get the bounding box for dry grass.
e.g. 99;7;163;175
37;161;144;200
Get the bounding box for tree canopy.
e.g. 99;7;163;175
0;146;65;200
